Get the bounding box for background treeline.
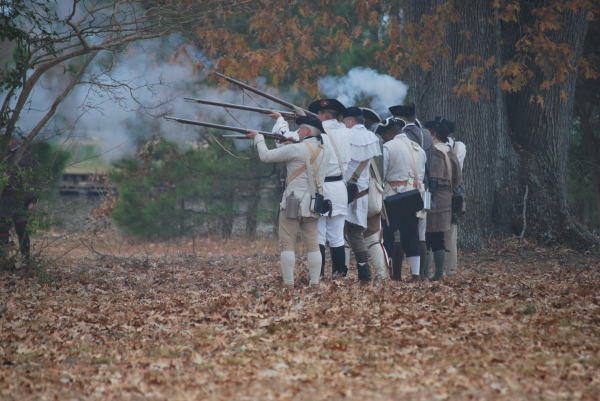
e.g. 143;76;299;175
109;135;281;239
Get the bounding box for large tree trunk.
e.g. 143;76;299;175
575;94;600;230
405;0;599;251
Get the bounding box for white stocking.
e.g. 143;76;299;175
407;256;420;275
307;251;322;285
280;251;295;285
365;232;388;280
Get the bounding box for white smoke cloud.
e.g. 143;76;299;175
318;67;408;118
16;38;286;158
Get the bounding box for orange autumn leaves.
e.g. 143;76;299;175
193;1;598;104
0;236;599;399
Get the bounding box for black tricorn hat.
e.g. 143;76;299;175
423;120;449;140
296;115;324;133
308;98;346;114
435;116;455;134
375;117;405;136
388;103;415;118
343;106;362;119
360;108;382;123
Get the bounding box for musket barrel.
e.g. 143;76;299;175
215;72;318;118
183;98;296;118
221;135;248;139
165;117;272;135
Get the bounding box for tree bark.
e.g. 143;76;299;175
575;99;600;228
405;0;599;251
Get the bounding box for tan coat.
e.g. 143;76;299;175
426;143;462;233
254;135;331;219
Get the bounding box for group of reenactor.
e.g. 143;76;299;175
245;99;465;286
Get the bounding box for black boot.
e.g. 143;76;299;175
357;262;372;281
392;244;404;281
319;244;326;277
330;246;347;277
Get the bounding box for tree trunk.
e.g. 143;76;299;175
575;99;600;229
405;0;599;251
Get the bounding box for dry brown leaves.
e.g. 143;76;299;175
0;236;599;400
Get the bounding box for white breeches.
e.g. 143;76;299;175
318;214;346;247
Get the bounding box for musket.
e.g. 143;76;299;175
183;98;297;119
165;117;297;143
215;72;318;119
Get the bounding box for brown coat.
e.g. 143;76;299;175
426;144;462;233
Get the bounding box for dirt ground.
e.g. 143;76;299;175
0;232;599;400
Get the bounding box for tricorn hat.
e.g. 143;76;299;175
360;108;382;123
296;115;324;133
308;98;346;114
343;106;363;119
435;116;455;134
423;120;449;141
375;117;405;136
388;103;415;118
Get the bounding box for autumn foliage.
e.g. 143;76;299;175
0;236;599;399
195;0;599;104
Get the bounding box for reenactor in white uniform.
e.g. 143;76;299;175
388;104;432;280
377;118;426;283
246;116;331;286
359;108;389;279
268;100;351;278
342;107;383;281
307;99;352;278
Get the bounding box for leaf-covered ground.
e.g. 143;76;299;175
1;236;599;400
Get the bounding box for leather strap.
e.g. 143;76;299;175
387;180;418;188
398;138;420;189
348;159;370;185
303;142;324;195
370;160;383;186
325;175;343;182
356;188;369;199
324;130;346;181
287;143;322;184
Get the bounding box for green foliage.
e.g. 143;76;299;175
110;136;277;239
0;0;58;94
31;141;71;188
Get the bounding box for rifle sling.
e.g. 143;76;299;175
287;144;322;184
348;159;369;185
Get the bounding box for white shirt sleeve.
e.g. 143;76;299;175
272;117;289;135
419;149;426;184
254;134;299;163
383;146;389;181
455;141;466;171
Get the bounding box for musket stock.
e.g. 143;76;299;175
165;117;297;143
215;72;318;118
183;98;296;118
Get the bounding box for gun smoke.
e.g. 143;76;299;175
17;36;407;161
318;67;408;118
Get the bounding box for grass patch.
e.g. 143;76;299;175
516;304;537;315
93;356;117;364
146;347;178;358
265;322;290;335
15;352;42;364
225;358;246;366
